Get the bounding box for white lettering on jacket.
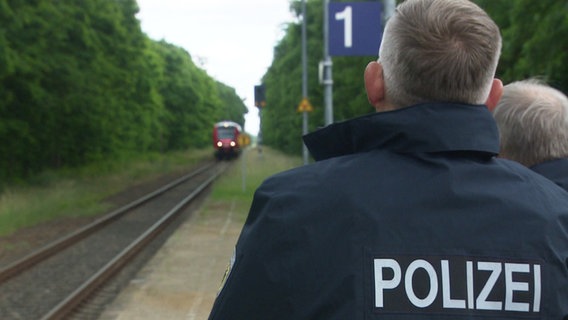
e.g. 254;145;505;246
373;257;541;314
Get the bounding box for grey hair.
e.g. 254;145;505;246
378;0;502;108
493;79;568;167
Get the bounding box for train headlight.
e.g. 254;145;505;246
230;141;236;147
217;141;223;147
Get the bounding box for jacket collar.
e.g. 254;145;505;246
303;103;500;161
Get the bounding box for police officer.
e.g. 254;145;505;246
208;0;568;319
493;79;568;191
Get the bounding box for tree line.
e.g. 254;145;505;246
261;0;568;156
0;0;247;185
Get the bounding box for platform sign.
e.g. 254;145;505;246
328;2;383;56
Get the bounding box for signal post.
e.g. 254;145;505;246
254;84;266;155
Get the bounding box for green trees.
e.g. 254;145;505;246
477;0;568;91
0;0;246;184
261;0;568;156
261;0;375;155
2;0;564;178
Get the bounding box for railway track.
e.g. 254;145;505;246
0;161;228;320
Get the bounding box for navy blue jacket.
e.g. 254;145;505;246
208;103;568;320
531;158;568;192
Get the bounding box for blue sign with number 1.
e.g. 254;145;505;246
329;2;383;56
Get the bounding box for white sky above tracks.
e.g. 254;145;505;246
136;0;297;136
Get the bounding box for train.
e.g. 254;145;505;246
213;121;242;160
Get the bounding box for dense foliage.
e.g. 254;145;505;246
261;0;568;156
0;0;247;185
476;0;568;91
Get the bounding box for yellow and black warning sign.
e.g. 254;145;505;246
238;133;251;146
297;97;313;112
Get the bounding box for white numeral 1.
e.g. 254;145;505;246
335;6;353;48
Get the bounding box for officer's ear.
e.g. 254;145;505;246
364;61;386;111
485;78;503;112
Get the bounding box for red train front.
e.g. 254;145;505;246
213;121;242;160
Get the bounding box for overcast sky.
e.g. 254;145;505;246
136;0;297;135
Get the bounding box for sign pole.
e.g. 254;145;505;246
241;147;247;191
384;0;395;21
301;0;309;165
323;0;333;126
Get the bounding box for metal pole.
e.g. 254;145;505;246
241;148;246;192
301;0;309;165
383;0;395;23
323;0;333;126
257;108;263;156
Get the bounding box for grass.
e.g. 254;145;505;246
208;147;303;221
0;149;212;237
0;147;303;237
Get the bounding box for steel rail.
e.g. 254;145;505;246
0;162;215;283
40;163;226;320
